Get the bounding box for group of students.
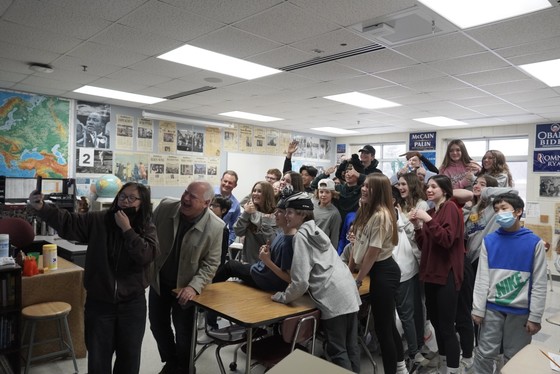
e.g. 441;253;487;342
25;138;547;374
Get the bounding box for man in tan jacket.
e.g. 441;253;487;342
149;180;225;374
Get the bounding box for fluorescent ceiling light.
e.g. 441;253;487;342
418;0;552;29
519;58;560;87
219;111;283;122
324;92;401;109
74;85;165;104
413;116;467;127
311;127;359;135
158;44;281;80
142;111;234;128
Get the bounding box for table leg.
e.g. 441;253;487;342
189;306;199;374
245;327;253;373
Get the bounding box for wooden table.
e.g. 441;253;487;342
189;276;371;374
501;343;559;373
21;256;86;358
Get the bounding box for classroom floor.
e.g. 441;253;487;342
28;278;560;374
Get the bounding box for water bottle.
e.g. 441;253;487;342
0;234;9;258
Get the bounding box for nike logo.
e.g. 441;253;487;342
495;271;529;306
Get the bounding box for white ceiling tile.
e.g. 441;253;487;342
4;0;111;39
68;42;148;67
119;1;224;42
248;46;316;69
130;58;201;79
457;67;529;86
495;36;560;59
338;48;417;73
54;55;123;77
481;79;548;95
404;76;471;92
162;0;283;24
254;72;321;90
90;24;182;56
394;33;486;63
0;21;84;54
191;26;281;59
291;28;374;56
107;68;170;87
46;0;149;22
19;75;80;91
0;70;27;83
290;0;415;27
0;41;61;64
426;52;510;76
10;84;68;97
507;47;560;66
290;62;363;83
466;8;560;50
234;2;337;44
375;64;445;84
86;76;150;93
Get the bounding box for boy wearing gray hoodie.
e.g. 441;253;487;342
271;193;361;372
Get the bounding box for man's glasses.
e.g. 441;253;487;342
118;194;140;203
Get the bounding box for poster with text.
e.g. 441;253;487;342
179;155;194;185
319;139;331;159
193;156;207;179
535;123;560;149
116;114;134;150
204;127;221;157
158;121;176;154
149;154;166;185
165;155;180;186
223;125;239;152
266;128;279;154
533;150;560;172
279;131;292;156
254;127;266;154
409;131;436;151
137;119;153;152
206;157;220;186
239;125;253;153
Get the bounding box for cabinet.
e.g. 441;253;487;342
0;264;21;374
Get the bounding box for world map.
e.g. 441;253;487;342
0;89;70;177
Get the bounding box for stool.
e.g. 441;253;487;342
21;301;78;374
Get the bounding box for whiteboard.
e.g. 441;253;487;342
226;152;285;199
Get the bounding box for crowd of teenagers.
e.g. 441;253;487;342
26;139;549;374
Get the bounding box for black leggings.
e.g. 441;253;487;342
425;272;461;368
369;257;403;374
455;258;475;358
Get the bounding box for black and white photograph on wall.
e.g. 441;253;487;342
181;164;193;176
540;176;560;197
319;139;331;159
194;163;206;175
76;101;111;149
76;149;113;174
177;129;194;152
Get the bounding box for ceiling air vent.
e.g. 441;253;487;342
165;86;215;100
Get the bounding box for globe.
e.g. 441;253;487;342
94;174;122;198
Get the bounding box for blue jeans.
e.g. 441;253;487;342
148;285;195;371
84;293;146;374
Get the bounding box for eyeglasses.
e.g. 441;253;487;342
118;194;140;203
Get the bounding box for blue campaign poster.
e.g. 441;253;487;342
535;123;560;149
409;132;436;151
421;151;436;168
533;150;560;172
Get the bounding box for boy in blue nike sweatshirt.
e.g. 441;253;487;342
472;193;547;373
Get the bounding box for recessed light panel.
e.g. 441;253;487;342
413;116;467;127
219;111;283;122
74;86;165;104
519;58;560;87
324;92;401;109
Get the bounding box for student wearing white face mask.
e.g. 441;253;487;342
472;193;548;374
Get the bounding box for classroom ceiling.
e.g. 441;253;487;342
1;0;560;136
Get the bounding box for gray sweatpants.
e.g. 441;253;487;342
474;309;532;374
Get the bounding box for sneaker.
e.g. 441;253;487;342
197;312;206;330
414;352;431;367
420;346;439;361
460;358;474;374
197;331;215;345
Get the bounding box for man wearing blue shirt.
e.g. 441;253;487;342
214;170;240;245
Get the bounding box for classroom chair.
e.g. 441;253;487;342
241;309;321;371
